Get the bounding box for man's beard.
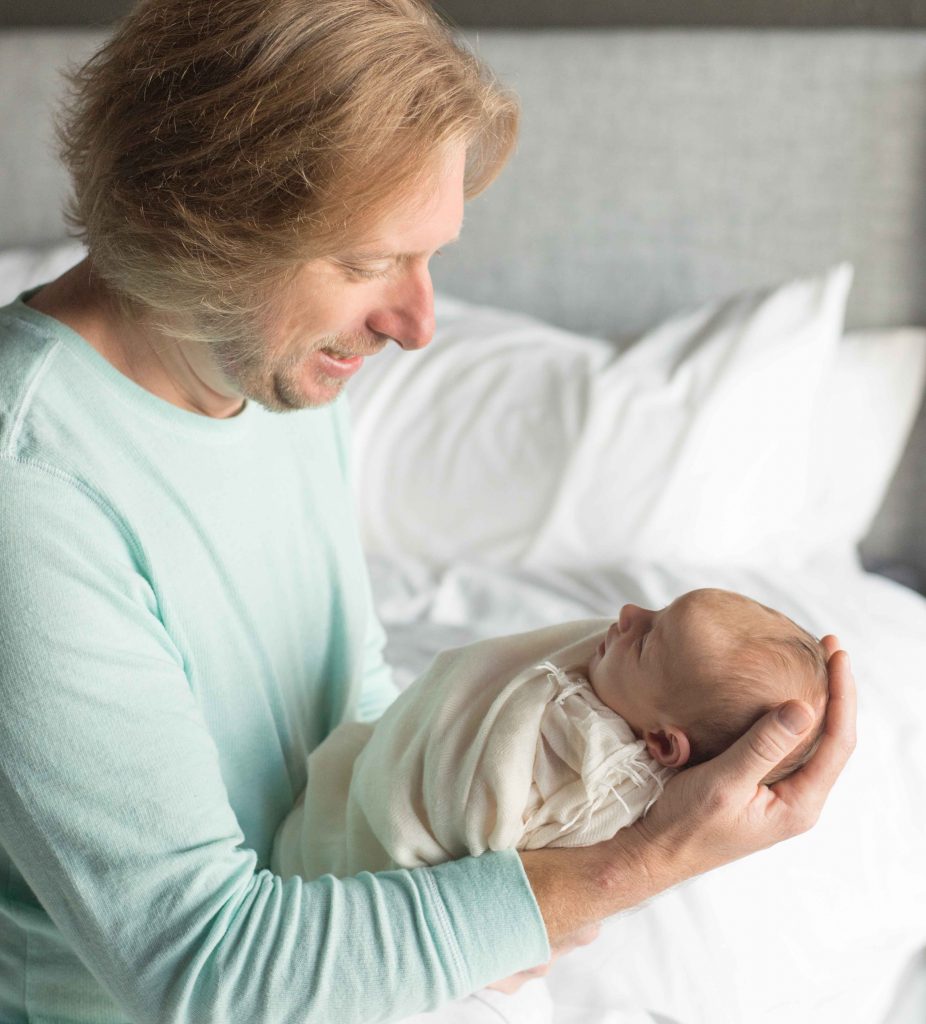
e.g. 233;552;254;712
211;328;387;413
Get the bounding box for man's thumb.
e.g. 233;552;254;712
777;701;814;735
727;700;814;780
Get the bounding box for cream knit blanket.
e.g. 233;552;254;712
272;619;672;879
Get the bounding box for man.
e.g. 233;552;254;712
0;1;856;1022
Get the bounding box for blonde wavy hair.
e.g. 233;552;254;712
57;0;519;345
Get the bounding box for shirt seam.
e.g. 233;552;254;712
418;868;472;994
22;917;29;1023
4;337;62;458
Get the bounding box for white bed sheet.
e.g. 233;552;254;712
369;553;926;1024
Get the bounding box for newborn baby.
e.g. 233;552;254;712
272;588;828;881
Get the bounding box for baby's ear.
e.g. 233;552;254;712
644;727;691;769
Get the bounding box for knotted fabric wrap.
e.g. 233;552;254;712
272;620;673;880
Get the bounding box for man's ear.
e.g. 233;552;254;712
644;726;691;768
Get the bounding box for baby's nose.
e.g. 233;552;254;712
619;603;653;633
618;604;640;632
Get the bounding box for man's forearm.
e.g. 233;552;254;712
518;824;665;946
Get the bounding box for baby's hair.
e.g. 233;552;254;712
681;598;829;785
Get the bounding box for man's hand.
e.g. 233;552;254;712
519;636;857;945
626;635;855;888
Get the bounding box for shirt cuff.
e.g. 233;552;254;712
419;848;551;993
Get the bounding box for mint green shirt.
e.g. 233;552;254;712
0;291;549;1024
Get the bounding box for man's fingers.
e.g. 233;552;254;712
487;963;550;994
550;923;601;962
721;639;855;801
772;646;857;806
820;633;841;659
571;923;600;947
555;923;600;955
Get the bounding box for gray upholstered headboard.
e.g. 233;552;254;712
444;30;926;337
1;27;924;586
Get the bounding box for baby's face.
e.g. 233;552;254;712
586;591;727;736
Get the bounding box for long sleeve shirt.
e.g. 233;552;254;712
0;291;549;1024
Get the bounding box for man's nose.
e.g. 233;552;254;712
367;266;435;351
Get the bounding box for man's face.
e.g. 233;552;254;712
212;146;467;411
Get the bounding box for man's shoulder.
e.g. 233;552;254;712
0;295;65;379
0;297;70;452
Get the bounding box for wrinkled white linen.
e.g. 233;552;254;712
272;620;671;879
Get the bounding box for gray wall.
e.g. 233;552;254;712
3;0;926;28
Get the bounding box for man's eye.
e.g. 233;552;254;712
346;264;391;281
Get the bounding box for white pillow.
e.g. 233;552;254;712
350;265;853;570
348;296;610;566
0;240;86;304
808;326;926;554
525;265;854;569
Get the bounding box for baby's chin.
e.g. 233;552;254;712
582;652;604;696
588;633;612;675
582;661;637;730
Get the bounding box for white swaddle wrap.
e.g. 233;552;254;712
272;619;673;880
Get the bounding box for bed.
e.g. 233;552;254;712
2;24;925;1024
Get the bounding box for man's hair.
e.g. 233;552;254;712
681;602;829;785
56;0;518;345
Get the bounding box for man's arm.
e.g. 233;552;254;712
520;638;856;948
0;461;549;1023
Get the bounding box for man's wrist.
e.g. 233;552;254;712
518;822;672;947
597;820;675;912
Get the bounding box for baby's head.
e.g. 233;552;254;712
586;588;829;784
